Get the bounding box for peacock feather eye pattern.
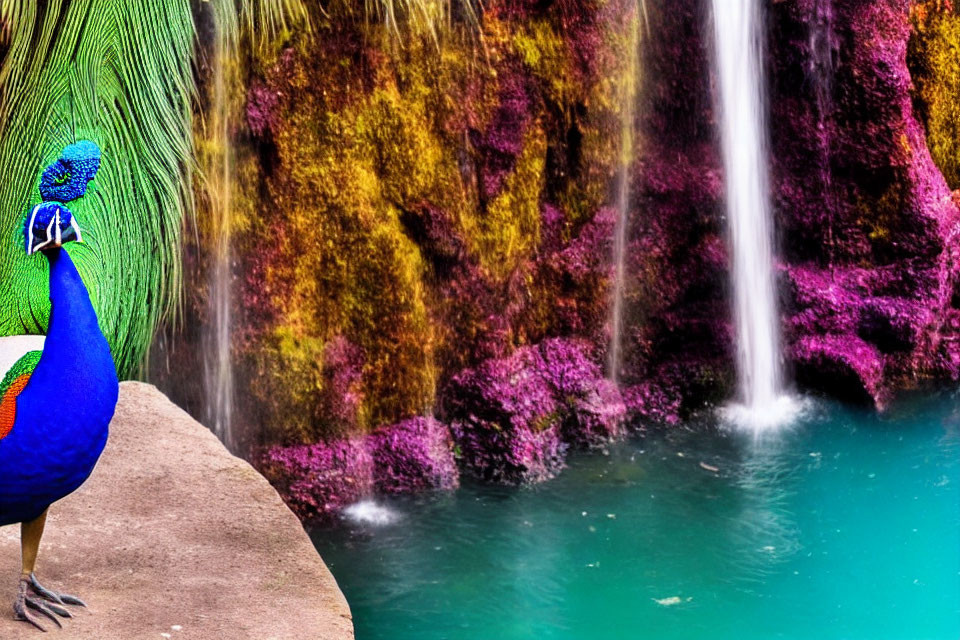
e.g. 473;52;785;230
38;141;101;203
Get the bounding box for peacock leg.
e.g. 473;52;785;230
13;509;82;631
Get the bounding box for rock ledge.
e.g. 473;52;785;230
0;382;353;640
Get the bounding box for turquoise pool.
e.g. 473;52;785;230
311;396;960;639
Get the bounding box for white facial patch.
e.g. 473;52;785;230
25;204;41;255
70;216;83;243
32;213;57;254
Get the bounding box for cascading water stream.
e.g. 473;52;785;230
809;0;838;267
809;0;836;119
711;0;797;430
204;4;238;450
607;0;644;383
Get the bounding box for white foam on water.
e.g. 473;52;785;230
720;394;810;433
343;500;400;526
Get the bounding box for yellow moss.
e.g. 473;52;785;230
247;28;472;438
355;86;459;208
910;4;960;188
512;19;575;104
555;10;635;227
855;183;906;258
352;216;437;425
898;132;913;160
462;126;548;279
248;326;327;444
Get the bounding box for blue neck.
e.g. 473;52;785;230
38;248;115;381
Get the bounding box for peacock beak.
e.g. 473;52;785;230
25;204;83;256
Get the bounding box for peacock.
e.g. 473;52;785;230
0;2;307;630
0;140;119;631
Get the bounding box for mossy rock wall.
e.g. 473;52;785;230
154;0;637;448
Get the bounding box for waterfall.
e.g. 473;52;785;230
809;0;836;122
809;0;837;266
711;0;797;430
204;3;238;449
607;0;645;383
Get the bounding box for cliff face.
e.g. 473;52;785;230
770;0;960;407
152;0;960;518
157;2;633;443
154;1;641;518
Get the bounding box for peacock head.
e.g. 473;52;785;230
24;202;82;255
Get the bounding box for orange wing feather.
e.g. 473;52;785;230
0;374;32;440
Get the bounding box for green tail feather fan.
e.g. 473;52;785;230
0;0;305;378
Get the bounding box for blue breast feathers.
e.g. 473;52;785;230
0;249;118;526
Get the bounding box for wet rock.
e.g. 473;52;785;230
793;334;885;406
469;70;533;202
770;0;960;406
539;338;626;446
622;381;682;426
369;417;460;494
444;338;626;483
613;0;733;413
857;297;925;354
445;344;567;483
258;437;374;522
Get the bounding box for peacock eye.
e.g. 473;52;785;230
54;172;70;186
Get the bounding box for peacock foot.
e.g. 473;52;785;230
13;573;85;631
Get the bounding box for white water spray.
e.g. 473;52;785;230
711;0;798;430
343;500;400;526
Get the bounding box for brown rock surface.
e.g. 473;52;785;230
0;382;354;639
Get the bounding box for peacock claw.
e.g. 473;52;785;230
14;574;85;631
29;574;85;608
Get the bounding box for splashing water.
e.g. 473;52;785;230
711;0;799;431
343;500;401;527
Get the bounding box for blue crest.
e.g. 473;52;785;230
39;141;101;203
